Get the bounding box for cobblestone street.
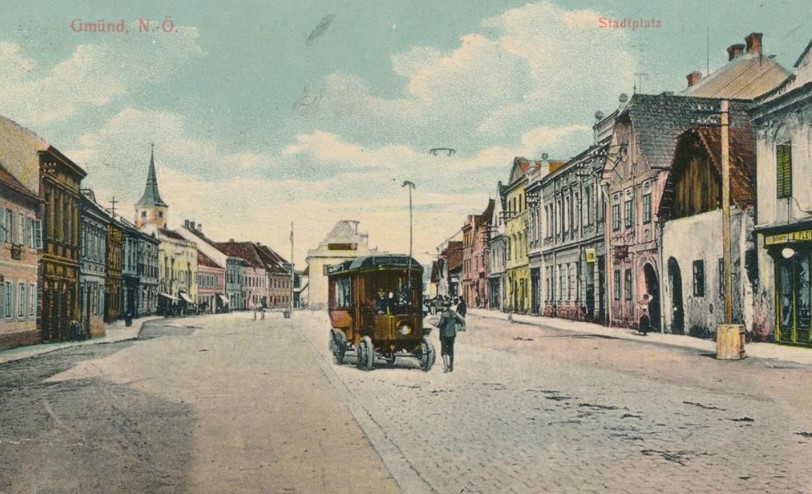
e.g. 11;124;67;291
298;311;812;494
2;311;812;493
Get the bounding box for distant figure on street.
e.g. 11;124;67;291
456;297;467;318
435;303;465;373
639;309;650;336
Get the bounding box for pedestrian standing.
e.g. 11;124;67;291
639;309;650;336
456;297;467;318
435;303;465;373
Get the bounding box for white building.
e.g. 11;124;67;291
305;220;377;310
750;39;812;346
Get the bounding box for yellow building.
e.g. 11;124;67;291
503;158;539;314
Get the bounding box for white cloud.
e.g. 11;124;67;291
0;27;202;126
305;1;636;160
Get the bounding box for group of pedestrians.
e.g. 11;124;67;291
433;297;467;373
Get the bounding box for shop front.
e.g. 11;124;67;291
765;227;812;346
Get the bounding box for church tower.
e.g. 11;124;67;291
135;144;168;229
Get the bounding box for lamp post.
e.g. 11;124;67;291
402;181;416;293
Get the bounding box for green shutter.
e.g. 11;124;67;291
777;142;792;199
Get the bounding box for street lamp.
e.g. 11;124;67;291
402;180;416;293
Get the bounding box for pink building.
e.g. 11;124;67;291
461;200;494;308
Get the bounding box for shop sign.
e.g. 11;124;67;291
585;248;596;263
765;229;812;246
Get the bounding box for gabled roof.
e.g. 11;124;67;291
794;39;812;69
658;123;756;219
507;157;541;185
255;244;289;274
622;93;752;171
0;114;86;194
445;240;463;272
216;241;265;269
680;54;789;100
0;162;38;203
477;199;495;228
197;250;221;269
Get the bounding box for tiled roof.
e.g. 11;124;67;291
159;228;188;241
0;162;38;203
215;241;265;269
624;94;752;171
197;250;222;269
680;54;789;100
659;119;756;218
508;157;541;185
255;244;289;273
445;241;463;272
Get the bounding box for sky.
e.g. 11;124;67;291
0;0;810;266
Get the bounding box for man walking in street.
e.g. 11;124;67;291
435;303;465;373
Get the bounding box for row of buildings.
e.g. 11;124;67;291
433;33;812;347
0;119;294;351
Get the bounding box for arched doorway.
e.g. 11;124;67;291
643;264;660;332
667;257;684;334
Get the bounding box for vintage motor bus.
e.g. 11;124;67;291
327;255;435;371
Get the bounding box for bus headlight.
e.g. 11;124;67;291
398;323;412;336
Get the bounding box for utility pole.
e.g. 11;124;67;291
290;222;294;316
720;100;733;324
402;181;416;293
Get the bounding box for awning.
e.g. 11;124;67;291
217;294;230;305
178;292;194;304
159;293;179;301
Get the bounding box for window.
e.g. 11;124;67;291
333;277;351;308
643;194;652;224
612;204;621;231
614;270;621;300
776;141;792;199
17;283;25;317
5;209;13;243
624;199;634;228
584;187;592;225
29;284;36;317
693;260;705;297
141;210;147;218
624;269;632;301
718;258;725;297
5;282;13;319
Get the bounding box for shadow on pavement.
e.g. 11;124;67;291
0;341;195;493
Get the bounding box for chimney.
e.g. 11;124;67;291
745;32;762;55
190;221;196;230
686;71;702;87
197;223;202;232
184;219;190;228
727;43;745;60
229;238;234;242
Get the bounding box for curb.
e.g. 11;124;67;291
468;309;812;367
0;317;161;365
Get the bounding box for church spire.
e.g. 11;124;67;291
135;144;169;230
136;143;167;207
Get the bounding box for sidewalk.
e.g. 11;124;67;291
0;316;160;365
468;308;812;367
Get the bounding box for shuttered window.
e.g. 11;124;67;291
776;141;792;199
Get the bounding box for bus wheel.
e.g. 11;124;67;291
357;336;374;371
419;338;435;372
331;330;346;365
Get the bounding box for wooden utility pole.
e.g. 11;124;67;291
290;222;294;315
721;100;732;324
